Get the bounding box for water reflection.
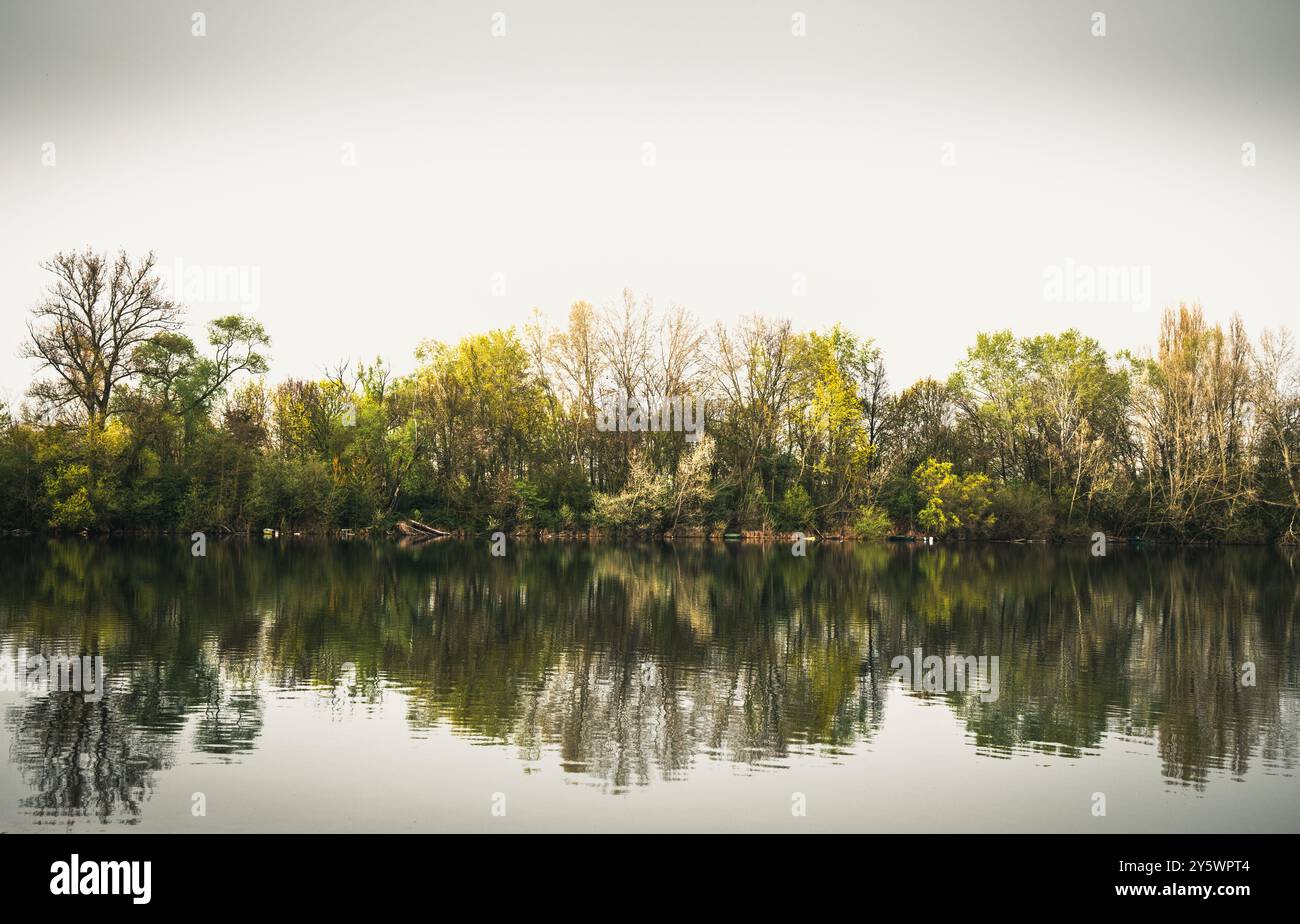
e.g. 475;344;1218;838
1;539;1297;823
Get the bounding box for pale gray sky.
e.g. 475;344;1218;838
2;0;1298;404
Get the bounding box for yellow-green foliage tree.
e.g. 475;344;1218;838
913;458;994;538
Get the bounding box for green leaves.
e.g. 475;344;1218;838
913;458;995;537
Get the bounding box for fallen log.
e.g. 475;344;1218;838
395;518;451;538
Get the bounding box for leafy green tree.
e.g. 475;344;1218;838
913;458;995;538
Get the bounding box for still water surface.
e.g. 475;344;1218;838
1;539;1297;832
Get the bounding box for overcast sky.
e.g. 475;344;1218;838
2;0;1297;405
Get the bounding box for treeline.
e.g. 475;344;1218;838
2;249;1298;542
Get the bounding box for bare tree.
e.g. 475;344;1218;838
598;289;653;406
1128;304;1257;536
654;302;705;401
23;249;182;426
530;301;603;478
653;303;706;476
711;315;797;503
1254;327;1300;538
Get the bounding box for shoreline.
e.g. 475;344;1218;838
1;527;1293;548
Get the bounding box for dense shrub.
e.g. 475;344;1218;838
777;484;815;530
852;504;892;539
988;484;1054;539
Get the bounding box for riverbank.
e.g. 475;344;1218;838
2;524;1294;547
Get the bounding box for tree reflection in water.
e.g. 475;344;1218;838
2;538;1296;818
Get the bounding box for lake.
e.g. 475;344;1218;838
1;538;1296;832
